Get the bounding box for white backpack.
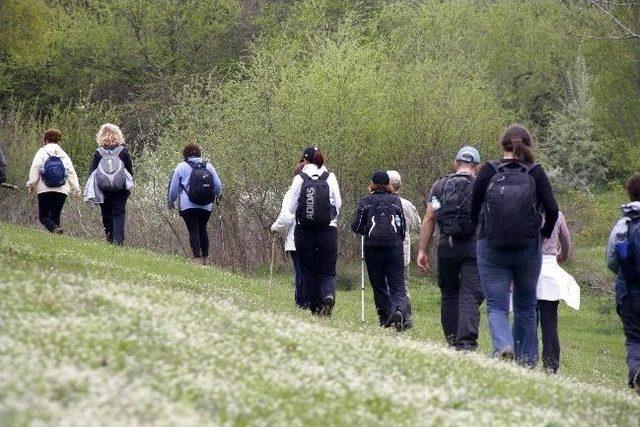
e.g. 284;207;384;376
95;146;126;191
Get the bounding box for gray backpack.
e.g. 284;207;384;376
96;146;126;192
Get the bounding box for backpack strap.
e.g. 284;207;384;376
185;159;206;169
318;171;329;181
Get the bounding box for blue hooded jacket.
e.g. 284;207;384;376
167;157;222;211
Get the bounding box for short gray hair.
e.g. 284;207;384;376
387;170;402;192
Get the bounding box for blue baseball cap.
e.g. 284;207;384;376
455;146;480;164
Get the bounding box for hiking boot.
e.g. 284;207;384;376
319;295;334;317
52;227;64;234
495;348;514;362
545;366;558;375
384;310;404;332
634;370;640;396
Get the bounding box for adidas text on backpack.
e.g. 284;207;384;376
41;154;67;188
436;174;476;238
483;161;540;249
296;172;334;228
95;146;126;192
185;160;216;205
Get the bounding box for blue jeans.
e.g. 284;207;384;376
477;238;542;367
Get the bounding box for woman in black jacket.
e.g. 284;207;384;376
90;123;133;245
470;124;559;367
352;170;408;330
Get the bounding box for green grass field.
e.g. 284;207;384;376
1;222;639;425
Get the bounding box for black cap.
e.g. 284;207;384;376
302;146;319;162
371;170;390;185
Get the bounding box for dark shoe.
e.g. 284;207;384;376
385;310;404;332
544;366;558;375
495;348;514;362
455;343;478;352
319;295;334;317
53;228;64;234
634;370;640;396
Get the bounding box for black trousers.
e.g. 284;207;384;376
294;226;338;314
100;191;129;245
617;293;640;387
364;245;408;326
37;192;67;232
537;300;560;371
437;250;484;349
180;208;212;258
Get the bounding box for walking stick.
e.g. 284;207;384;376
268;234;277;294
361;235;365;323
0;183;18;190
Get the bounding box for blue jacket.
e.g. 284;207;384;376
167;157;222;211
606;201;640;304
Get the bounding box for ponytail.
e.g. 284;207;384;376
500;124;535;164
312;151;324;168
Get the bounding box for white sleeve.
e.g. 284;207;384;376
329;173;342;215
61;150;81;191
286;175;303;215
27;148;44;187
272;186;296;233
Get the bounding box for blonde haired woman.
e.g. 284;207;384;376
90;123;133;245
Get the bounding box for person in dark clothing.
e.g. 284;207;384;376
90;123;133;245
606;173;640;395
352;170;408;330
167;143;223;265
470;123;559;368
288;147;342;317
417;146;484;350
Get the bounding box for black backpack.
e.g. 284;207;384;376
483;161;540;249
435;174;476;238
366;196;405;247
185;160;216;205
296;172;334;228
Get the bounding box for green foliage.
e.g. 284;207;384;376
543;56;608;189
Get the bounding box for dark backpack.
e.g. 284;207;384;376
185;160;217;205
483;161;540;249
616;216;640;284
366;196;405;247
435;174;476;238
41;154;67;188
296;172;334;228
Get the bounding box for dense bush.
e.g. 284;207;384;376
2;0;639;271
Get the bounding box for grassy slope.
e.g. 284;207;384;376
1;223;639;426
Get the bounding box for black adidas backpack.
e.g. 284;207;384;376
366;196;405;247
435;174;476;238
483;161;541;249
296;172;334;228
186;160;216;205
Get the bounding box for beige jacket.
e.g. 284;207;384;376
27;143;81;195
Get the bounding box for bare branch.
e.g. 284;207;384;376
588;0;640;39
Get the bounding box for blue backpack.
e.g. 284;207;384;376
40;154;67;188
616;216;640;284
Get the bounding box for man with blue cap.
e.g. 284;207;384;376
417;146;485;351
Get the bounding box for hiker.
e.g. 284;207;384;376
388;170;420;328
286;146;341;317
471;124;559;367
536;211;580;374
26;129;81;233
352;170;408;330
167;143;223;265
417;146;484;350
271;161;307;309
89;123;133;245
606;173;640;395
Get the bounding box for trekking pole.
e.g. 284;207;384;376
0;183;18;190
361;235;365;323
75;199;92;237
268;233;277;294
